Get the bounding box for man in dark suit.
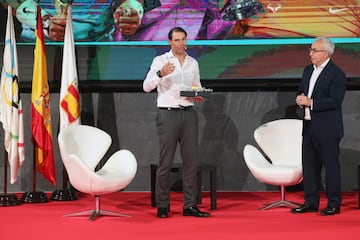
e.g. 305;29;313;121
291;37;346;216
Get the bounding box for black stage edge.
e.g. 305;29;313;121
21;191;49;203
50;188;77;201
0;194;21;206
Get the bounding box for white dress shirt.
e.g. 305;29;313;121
304;58;330;120
143;50;202;108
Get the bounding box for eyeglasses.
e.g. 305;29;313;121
308;48;326;53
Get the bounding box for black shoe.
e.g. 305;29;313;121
320;206;340;216
290;204;318;214
183;205;210;217
157;208;168;218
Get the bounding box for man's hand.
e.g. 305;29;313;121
113;0;143;36
160;62;176;77
296;93;311;107
194;96;204;102
49;0;67;41
48;15;66;41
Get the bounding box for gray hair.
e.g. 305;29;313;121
314;37;335;56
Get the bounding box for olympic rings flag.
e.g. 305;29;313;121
0;5;25;184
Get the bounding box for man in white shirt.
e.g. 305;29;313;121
143;26;210;218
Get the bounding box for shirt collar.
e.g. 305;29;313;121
168;50;188;59
313;58;330;70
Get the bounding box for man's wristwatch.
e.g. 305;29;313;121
156;70;162;78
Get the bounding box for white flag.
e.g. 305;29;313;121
0;6;25;184
59;4;80;131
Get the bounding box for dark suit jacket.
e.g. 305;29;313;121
296;60;346;140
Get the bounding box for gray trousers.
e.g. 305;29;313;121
155;108;198;209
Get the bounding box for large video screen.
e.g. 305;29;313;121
1;0;359;42
1;0;360;82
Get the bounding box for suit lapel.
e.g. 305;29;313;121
311;61;332;97
304;67;313;95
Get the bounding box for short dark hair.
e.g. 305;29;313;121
168;27;187;40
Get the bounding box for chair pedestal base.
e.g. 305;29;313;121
64;209;131;221
259;185;301;210
64;195;131;221
260;200;300;210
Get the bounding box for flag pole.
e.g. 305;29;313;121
21;0;58;203
51;122;77;201
50;0;77;201
0;4;22;206
0;151;21;206
21;143;49;203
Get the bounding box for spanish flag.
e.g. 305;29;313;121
59;4;80;131
31;4;56;186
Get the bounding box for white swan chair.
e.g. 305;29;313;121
243;119;303;210
58;124;137;221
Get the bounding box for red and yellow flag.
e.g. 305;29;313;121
59;4;80;131
31;5;56;186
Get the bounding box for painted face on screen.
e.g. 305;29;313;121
309;40;329;67
169;31;187;56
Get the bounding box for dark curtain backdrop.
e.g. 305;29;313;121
1;91;359;192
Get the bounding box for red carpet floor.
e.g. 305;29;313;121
0;191;359;240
